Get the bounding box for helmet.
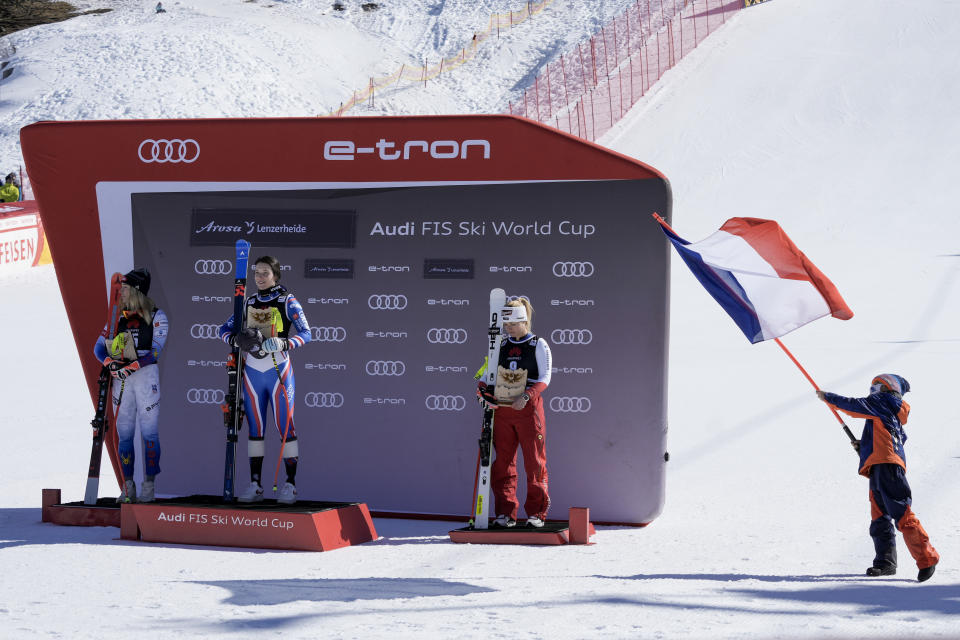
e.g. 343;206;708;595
870;373;910;395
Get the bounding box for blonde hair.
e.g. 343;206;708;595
505;297;533;330
125;286;156;324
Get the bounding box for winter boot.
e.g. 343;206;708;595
139;478;156;503
526;517;545;528
277;482;297;505
118;479;136;503
237;481;264;503
865;566;896;577
492;515;516;528
918;563;937;582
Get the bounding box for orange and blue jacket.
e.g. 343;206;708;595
821;391;909;477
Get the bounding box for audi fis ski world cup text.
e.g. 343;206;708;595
369;220;595;238
155;511;295;531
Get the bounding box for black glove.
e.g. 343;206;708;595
236;327;264;353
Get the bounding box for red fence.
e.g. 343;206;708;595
508;0;743;141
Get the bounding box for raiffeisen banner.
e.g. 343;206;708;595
0;201;51;271
21;115;671;525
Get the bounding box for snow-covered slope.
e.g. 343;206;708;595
0;0;640;170
2;1;959;638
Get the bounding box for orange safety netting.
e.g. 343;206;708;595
509;0;745;141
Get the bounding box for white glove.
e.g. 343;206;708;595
262;337;287;353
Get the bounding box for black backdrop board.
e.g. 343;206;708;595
129;180;668;523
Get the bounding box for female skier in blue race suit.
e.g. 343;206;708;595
93;268;168;503
219;256;311;504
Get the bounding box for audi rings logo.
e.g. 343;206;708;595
424;395;467;411
549;397;592;413
190;323;221;339
304;392;345;408
551;329;594;345
427;328;468;344
311;326;347;342
365;360;406;376
552;261;595;277
194;259;231;275
187;388;225;404
138;138;200;163
367;294;408;310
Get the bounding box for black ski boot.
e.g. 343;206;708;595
917;563;937;582
865;566;896;577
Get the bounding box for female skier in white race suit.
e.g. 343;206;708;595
93;267;168;503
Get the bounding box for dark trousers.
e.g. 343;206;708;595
868;464;938;570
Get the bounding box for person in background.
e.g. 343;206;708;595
218;256;312;504
817;374;939;582
0;173;19;202
93;268;168;503
478;297;553;528
155;2;166;13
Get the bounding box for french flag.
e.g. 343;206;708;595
656;216;853;343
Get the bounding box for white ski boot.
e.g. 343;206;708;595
139;478;155;503
237;481;264;503
492;515;516;528
277;482;297;505
118;479;136;503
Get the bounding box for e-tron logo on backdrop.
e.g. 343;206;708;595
427;328;468;344
552;261;595;277
304;392;345;408
322;139;491;161
187;388;224;404
365;360;406;376
368;294;408;310
424;395;467;411
551;329;594;345
194;259;231;275
489;265;532;273
427;298;469;307
138;138;200;163
550;397;592;413
311;327;347;342
190;324;221;340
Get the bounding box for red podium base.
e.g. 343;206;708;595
42;488;121;527
42;489;378;552
448;520;596;545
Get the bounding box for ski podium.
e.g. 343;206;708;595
44;239;378;552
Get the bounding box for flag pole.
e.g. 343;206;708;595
651;212;858;446
773;338;858;444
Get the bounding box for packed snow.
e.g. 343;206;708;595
2;0;959;638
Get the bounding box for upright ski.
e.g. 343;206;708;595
221;239;251;502
472;288;506;529
85;273;124;505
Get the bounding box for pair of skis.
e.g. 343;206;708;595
471;288;506;529
84;273;125;505
222;239;251;501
